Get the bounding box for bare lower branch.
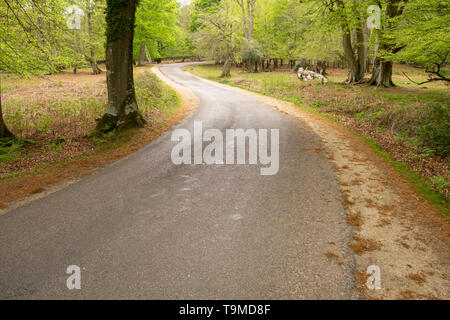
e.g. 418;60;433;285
402;72;450;85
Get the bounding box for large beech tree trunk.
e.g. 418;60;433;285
97;0;145;132
368;0;407;87
368;57;394;87
333;0;365;84
342;26;363;84
138;42;146;66
355;23;366;75
0;106;13;139
362;22;371;73
137;42;150;66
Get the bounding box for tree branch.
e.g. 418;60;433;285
402;72;450;85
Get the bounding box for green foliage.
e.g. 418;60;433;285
429;175;450;192
49;137;65;154
355;109;386;122
190;0;221;32
0;138;23;162
190;0;344;65
416;103;450;158
134;0;196;60
167;4;197;58
0;0;108;76
74;0;107;64
191;0;238;63
272;0;342;62
294;58;312;72
134;0;180;60
134;71;180;113
393;0;450;73
240;40;264;64
0;0;74;75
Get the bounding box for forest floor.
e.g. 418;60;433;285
0;64;188;211
188;64;450;215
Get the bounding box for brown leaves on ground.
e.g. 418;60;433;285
407;273;427;285
346;211;363;229
325;251;343;265
349;236;382;255
399;290;438;300
339;116;450;201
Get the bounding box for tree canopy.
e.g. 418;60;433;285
187;0;449;85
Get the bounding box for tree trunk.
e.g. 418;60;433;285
221;58;232;77
0;106;13;139
247;0;255;41
0;79;14;139
368;0;407;87
363;22;371;73
260;60;266;72
368;57;394;87
315;61;327;75
87;8;102;75
237;0;255;41
236;0;248;40
138;42;147;66
342;26;363;84
97;0;145;133
145;45;152;63
355;22;366;75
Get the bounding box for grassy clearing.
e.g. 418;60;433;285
188;64;449;212
0;65;180;178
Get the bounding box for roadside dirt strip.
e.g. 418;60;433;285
162;68;449;300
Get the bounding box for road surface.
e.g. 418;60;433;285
0;63;355;299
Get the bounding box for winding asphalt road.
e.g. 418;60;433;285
0;63;355;299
